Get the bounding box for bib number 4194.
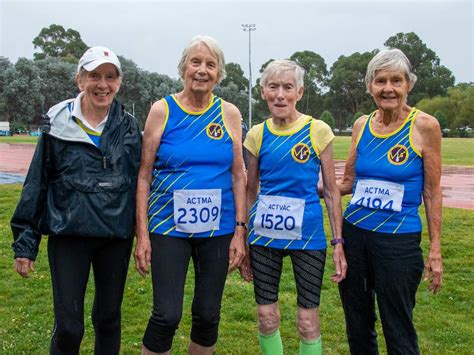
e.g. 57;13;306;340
350;179;404;212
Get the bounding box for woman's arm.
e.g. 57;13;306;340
134;100;166;277
239;150;259;282
223;102;247;272
11;133;51;277
337;115;367;196
415;112;443;293
320;142;347;283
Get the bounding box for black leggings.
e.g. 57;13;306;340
339;221;424;355
48;235;133;355
249;245;326;308
143;234;232;353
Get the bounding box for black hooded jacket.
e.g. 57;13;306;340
11;98;142;260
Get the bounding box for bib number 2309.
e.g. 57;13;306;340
254;195;305;240
173;189;221;233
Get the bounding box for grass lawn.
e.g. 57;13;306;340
0;136;38;144
332;136;474;166
1;185;473;353
2;136;473;166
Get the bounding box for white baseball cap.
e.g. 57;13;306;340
77;46;122;75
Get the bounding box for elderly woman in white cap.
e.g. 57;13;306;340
11;46;142;354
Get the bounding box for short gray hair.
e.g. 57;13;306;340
260;59;305;90
177;35;226;84
365;48;417;90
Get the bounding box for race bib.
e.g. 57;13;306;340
350;179;404;212
254;195;305;240
173;189;221;233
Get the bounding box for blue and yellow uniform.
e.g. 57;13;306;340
245;115;333;250
148;94;235;237
344;108;423;233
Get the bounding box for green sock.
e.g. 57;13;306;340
299;336;322;355
258;329;283;355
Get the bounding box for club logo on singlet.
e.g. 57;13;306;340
291;143;310;163
387;144;409;165
206;123;223;140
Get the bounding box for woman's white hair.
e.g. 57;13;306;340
177;35;226;84
365;48;417;91
260;59;305;90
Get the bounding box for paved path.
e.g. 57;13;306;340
1;143;473;210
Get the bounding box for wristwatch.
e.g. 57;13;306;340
330;238;345;246
236;221;248;230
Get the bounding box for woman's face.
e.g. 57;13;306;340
183;44;219;94
368;69;410;111
76;63;121;112
261;71;303;121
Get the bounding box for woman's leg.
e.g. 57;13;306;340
250;245;284;355
339;222;379;355
142;234;192;354
370;232;424;355
91;237;133;355
48;236;93;355
189;235;232;354
287;248;326;355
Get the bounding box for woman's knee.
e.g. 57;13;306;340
257;304;281;334
92;310;121;335
296;308;320;340
52;319;85;350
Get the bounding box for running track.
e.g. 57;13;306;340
1;143;473;210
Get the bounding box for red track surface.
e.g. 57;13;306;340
1;143;473;210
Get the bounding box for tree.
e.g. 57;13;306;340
327;51;375;129
2;58;44;124
433;111;447;131
350;111;365;127
384;32;455;105
34;58;78;113
33;24;88;62
290;51;328;116
417;83;474;130
0;57;13;120
319;110;336;129
220;63;248;92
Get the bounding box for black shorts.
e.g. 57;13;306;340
249;245;326;309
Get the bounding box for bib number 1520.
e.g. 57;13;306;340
259;213;296;231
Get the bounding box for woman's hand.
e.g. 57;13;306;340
134;235;152;277
424;249;443;293
15;257;35;278
331;244;347;283
228;228;246;272
238;254;253;282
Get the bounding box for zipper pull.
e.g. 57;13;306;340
103;156;107;169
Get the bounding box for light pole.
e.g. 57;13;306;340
242;23;256;128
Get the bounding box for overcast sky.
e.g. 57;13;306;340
1;0;472;84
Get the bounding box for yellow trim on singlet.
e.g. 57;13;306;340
162;98;170;133
368;107;416;138
255;124;264;157
266;115;312;136
220;100;234;141
355;113;372;147
408;109;422;157
309;118;321;158
171;94;215;115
